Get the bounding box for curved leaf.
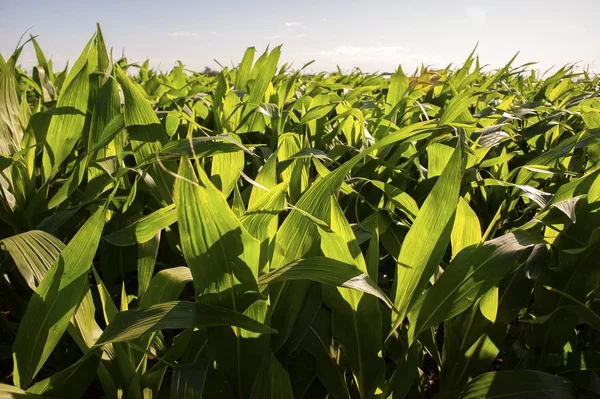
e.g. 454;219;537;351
441;370;573;399
175;155;259;304
408;231;541;343
259;256;393;309
13;207;106;388
392;141;465;330
94;301;276;346
139;267;193;307
1;230;65;289
103;204;177;246
42;36;93;180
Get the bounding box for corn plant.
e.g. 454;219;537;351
0;25;599;398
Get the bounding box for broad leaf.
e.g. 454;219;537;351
13;207;106;387
94;301;276;345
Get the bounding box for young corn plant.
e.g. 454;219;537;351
1;25;600;398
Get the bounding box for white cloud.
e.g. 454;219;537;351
465;7;487;29
265;22;307;41
168;31;199;37
321;45;407;58
265;34;284;40
294;44;445;72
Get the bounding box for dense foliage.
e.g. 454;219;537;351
1;25;600;398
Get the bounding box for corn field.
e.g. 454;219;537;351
0;25;600;398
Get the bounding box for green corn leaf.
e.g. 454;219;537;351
318;197;386;398
89;114;125;154
437;370;573;399
269;122;433;348
42;36;94;180
134;266;193;370
47;156;88;209
300;101;337;125
139;267;193;307
116;65;174;204
392;141;465;330
407;231;541;343
0;230;114;393
152;137;246;165
385;336;420;399
87;75;120;169
0;45;24;155
25;350;100;398
590;173;600;203
248;350;293;399
304;310;350;399
450;197;482;258
367;180;419;221
87;24;110;121
235;47;255;91
137;232;161;299
522;285;600;333
242;47;281;131
5;35;597;399
91;266;118;325
211;133;244;198
1;230;65;290
515;128;600;186
94;301;276;346
30;36;52;78
241;182;287;241
385;66;408;116
0;383;45;398
170;360;210;399
271;121;433;271
277;133;308;203
259;256;392;309
438;91;476;127
247;150;278;209
441;286;500;389
175;155;259;304
103;204;177;246
426;142;454;177
13;207;106;388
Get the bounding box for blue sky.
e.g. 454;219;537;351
1;0;599;73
